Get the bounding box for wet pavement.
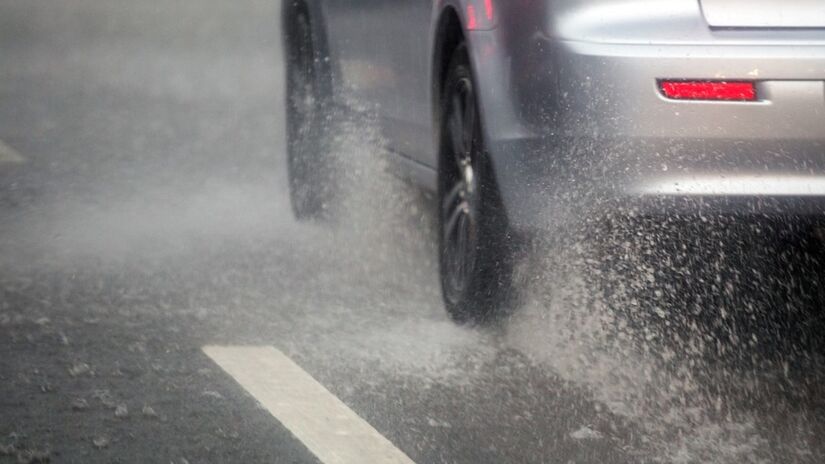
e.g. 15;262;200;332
1;1;825;463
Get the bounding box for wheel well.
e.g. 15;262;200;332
432;7;465;138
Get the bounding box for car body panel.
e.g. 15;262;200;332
320;0;435;165
307;0;825;231
700;0;825;29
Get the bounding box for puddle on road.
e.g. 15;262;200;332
504;217;824;463
266;112;824;462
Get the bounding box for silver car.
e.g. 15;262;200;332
282;0;825;321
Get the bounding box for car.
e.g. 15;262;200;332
281;0;825;322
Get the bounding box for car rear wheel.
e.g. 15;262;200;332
439;43;512;323
284;3;333;220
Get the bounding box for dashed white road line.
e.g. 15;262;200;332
203;346;416;464
0;139;25;163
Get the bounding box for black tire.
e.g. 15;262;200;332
438;43;513;323
283;1;334;220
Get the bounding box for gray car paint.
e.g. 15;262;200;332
308;0;825;231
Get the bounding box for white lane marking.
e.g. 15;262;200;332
0;139;25;163
203;346;416;464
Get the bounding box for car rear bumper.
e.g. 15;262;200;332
469;27;825;231
489;136;825;232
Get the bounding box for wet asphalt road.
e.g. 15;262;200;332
1;1;825;463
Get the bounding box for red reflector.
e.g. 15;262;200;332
659;81;757;101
